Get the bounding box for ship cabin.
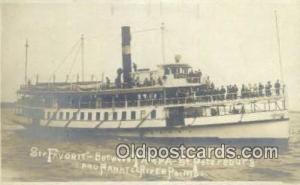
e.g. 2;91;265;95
16;57;210;125
15;25;287;126
16;59;205;110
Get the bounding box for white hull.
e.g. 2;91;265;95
14;110;289;139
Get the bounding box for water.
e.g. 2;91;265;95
1;108;300;182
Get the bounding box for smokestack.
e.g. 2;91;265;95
121;26;132;86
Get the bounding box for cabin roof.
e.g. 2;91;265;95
158;63;191;68
17;83;205;96
17;85;164;96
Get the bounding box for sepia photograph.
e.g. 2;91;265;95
1;0;300;183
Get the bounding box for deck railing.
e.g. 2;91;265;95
17;87;285;109
100;88;285;108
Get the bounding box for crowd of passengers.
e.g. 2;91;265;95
196;80;282;101
106;75;164;89
106;65;203;89
104;66;283;101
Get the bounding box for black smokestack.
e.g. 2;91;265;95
121;26;132;86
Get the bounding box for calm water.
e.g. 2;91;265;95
1;109;300;182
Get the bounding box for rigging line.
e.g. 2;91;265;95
161;22;166;64
274;10;284;83
49;39;81;79
132;28;160;33
274;10;288;108
164;31;179;56
88;34;120;40
67;44;81;77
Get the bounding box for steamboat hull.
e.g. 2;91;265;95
13;114;289;140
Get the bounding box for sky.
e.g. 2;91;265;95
1;0;300;110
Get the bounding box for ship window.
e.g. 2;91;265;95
96;112;101;121
58;112;63;120
140;110;146;119
113;112;118;120
66;112;70;120
47;112;51;120
80;112;85;120
88;112;92;120
72;112;77;120
53;112;57;120
131;111;136;120
165;68;170;75
104;112;109;120
151;110;156;119
121;111;126;120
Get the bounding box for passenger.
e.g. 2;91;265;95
229;85;234;99
233;84;238;99
244;85;249;98
210;82;215;90
105;77;110;88
232;106;239;114
248;84;253;98
214;88;219;101
205;87;210;101
258;83;264;97
226;85;231;100
205;76;210;86
268;81;272;96
241;105;245;114
133;63;137;72
265;81;272;96
144;78;150;86
275;80;281;96
211;108;218;116
213;88;219;101
157;77;163;86
210;88;215;101
208;87;214;102
189;69;194;75
241;84;246;98
220;86;226;100
200;87;207;101
150;76;155;86
197;69;202;83
115;77;121;88
253;84;258;97
135;77;140;87
265;83;269;96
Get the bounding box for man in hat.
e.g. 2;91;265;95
275;80;281;96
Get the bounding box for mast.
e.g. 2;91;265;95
24;39;29;85
159;0;163;15
274;10;287;110
274;10;284;83
81;34;85;82
160;22;166;64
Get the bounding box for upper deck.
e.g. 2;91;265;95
17;61;204;96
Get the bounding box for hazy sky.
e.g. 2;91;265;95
1;0;300;110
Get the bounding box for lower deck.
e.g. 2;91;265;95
14;111;289;139
39;109;288;128
13;94;289;139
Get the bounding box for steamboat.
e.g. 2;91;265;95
14;24;289;140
